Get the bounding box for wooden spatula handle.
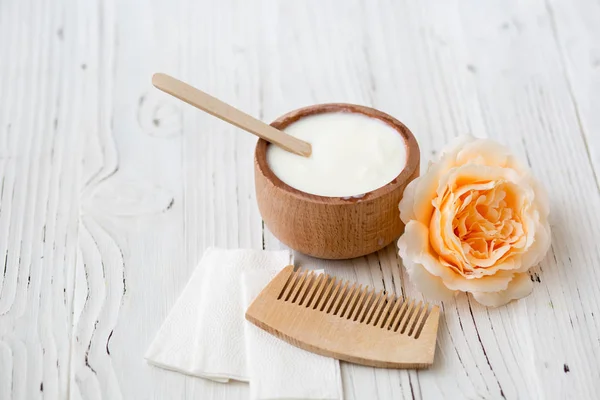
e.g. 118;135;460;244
152;73;312;157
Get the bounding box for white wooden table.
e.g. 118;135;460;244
1;0;600;399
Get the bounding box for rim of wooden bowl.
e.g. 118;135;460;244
254;103;420;205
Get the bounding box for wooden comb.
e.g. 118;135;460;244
245;266;441;369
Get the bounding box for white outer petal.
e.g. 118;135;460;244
404;259;456;301
439;135;477;158
399;178;419;223
471;273;533;307
455;138;511;167
508;156;551;219
398;235;455;301
517;221;552;272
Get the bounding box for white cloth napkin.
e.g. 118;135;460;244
242;270;343;400
145;248;291;382
145;248;343;400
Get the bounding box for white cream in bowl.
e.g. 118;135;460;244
266;112;407;197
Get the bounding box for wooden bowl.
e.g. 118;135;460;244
254;104;420;259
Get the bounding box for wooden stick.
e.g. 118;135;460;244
152;73;312;157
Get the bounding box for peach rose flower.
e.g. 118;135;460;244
397;136;550;307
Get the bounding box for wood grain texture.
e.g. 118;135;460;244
544;0;600;187
0;0;599;399
152;73;313;157
255;103;420;259
246;266;440;368
0;0;85;398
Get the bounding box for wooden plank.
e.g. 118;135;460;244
179;0;267;398
259;0;600;398
544;0;600;187
455;1;600;398
67;0;195;399
372;0;600;398
1;0;599;399
0;0;87;398
256;1;413;398
0;1;85;399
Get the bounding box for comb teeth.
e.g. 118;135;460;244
277;269;433;338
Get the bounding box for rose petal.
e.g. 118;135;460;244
401;221;514;292
516;221;552;272
471;273;533;307
455;138;512;168
411;163;447;224
401;221;460;282
406;136;478;225
469;258;516;277
397;135;550;307
402;259;456;301
431;207;467;271
506;156;550;218
531;176;550;218
399;178;419;223
438;164;522;199
439;135;476;159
